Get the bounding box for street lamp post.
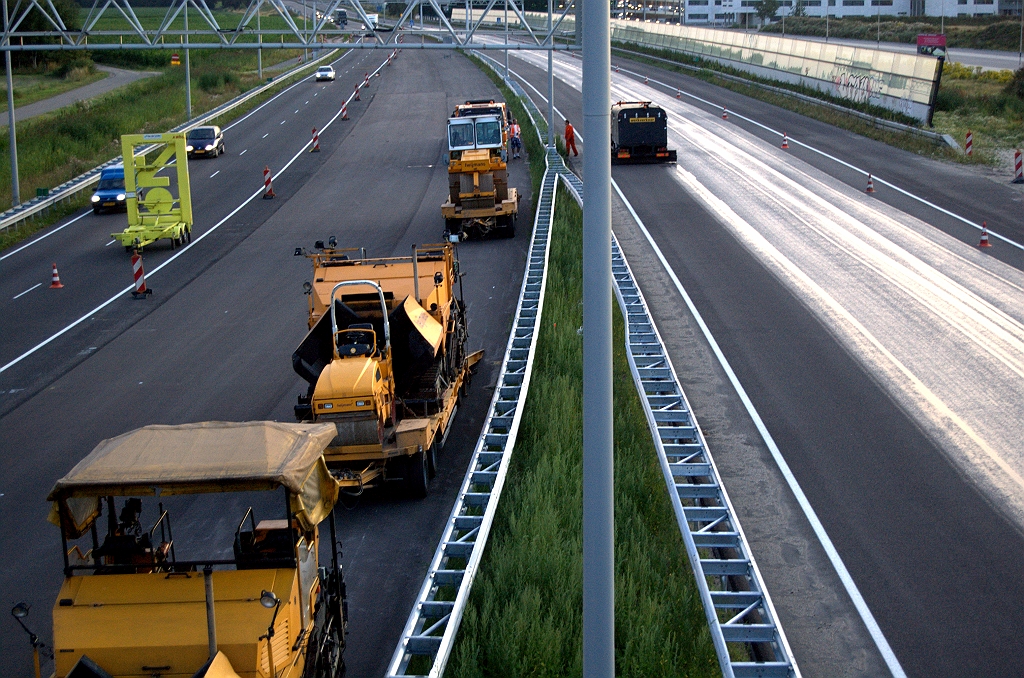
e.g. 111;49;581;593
259;590;282;678
184;0;191;119
11;603;46;678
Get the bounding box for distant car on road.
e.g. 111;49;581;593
90;165;126;215
185;125;224;158
315;66;336;82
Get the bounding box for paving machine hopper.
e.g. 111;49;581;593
292;241;482;497
442;99;519;240
611;101;677;165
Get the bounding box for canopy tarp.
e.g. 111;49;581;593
49;421;340;538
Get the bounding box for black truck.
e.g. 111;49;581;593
611;101;677;165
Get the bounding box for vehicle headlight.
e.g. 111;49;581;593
116;193;125;201
205;144;214;150
91;195;100;203
186;145;194;151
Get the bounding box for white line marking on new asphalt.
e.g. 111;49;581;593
12;283;42;299
210;170;220;178
0;211;90;262
280;120;287;125
294;109;299;113
484;49;908;678
239;149;247;156
0;52;375;376
262;133;269;138
104;239;115;246
305;101;309;104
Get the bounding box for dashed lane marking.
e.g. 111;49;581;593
240;149;248;156
210;170;220;178
13;283;42;300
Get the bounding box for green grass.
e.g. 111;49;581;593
446;191;720;678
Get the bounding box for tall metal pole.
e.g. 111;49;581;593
504;0;508;80
203;566;218;660
303;0;308;62
1018;0;1022;66
257;5;263;80
184;0;191;119
547;0;553;147
581;0;613;672
3;0;19;207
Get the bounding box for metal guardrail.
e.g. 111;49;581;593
386;147;558;677
557;159;798;676
0;48;340;235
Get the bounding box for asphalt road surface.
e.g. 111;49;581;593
494;46;1024;677
0;48;532;677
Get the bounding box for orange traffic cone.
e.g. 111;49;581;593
676;90;681;99
49;262;63;289
781;133;789;150
979;222;992;248
722;108;728;120
866;174;876;193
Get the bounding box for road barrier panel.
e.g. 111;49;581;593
966;130;973;156
354;83;361;101
263;166;275;199
49;263;63;289
1013;150;1022;184
131;250;152;298
311;127;321;152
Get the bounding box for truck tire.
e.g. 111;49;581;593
427;440;439;479
405;450;429;498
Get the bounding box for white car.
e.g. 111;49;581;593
315;66;336;82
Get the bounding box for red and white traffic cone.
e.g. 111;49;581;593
722;107;728;120
263;166;275;199
644;75;649;84
341;102;349;120
354;84;361;101
979;221;992;248
781;133;789;150
866;174;876;193
49;262;63;289
130;250;152;298
676;90;681;99
310;127;321;153
1013;149;1023;184
965;130;973;156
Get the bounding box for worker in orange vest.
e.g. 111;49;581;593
564;119;578;157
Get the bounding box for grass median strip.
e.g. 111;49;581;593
447;193;719;678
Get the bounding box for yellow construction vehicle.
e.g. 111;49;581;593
111;132;194;252
45;421;347;678
292;240;482;497
442;99;518;240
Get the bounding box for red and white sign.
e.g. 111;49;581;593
917;34;947;58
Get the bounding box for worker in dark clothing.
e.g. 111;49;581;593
564;119;578;157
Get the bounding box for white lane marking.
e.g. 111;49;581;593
294;109;299;114
611;178;908;678
0;65;366;376
280;120;287;125
210;170;220;178
239;149;248;156
104;239;115;246
262;133;269;138
12;282;42;299
305;101;309;104
0;211;90;262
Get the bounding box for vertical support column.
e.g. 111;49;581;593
184;0;192;119
204;565;218;661
504;0;509;81
303;0;308;62
547;0;553;147
257;5;263;80
575;0;581;46
581;0;613;676
3;0;20;206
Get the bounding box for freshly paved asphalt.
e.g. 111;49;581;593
503;48;1024;677
0;48;531;677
